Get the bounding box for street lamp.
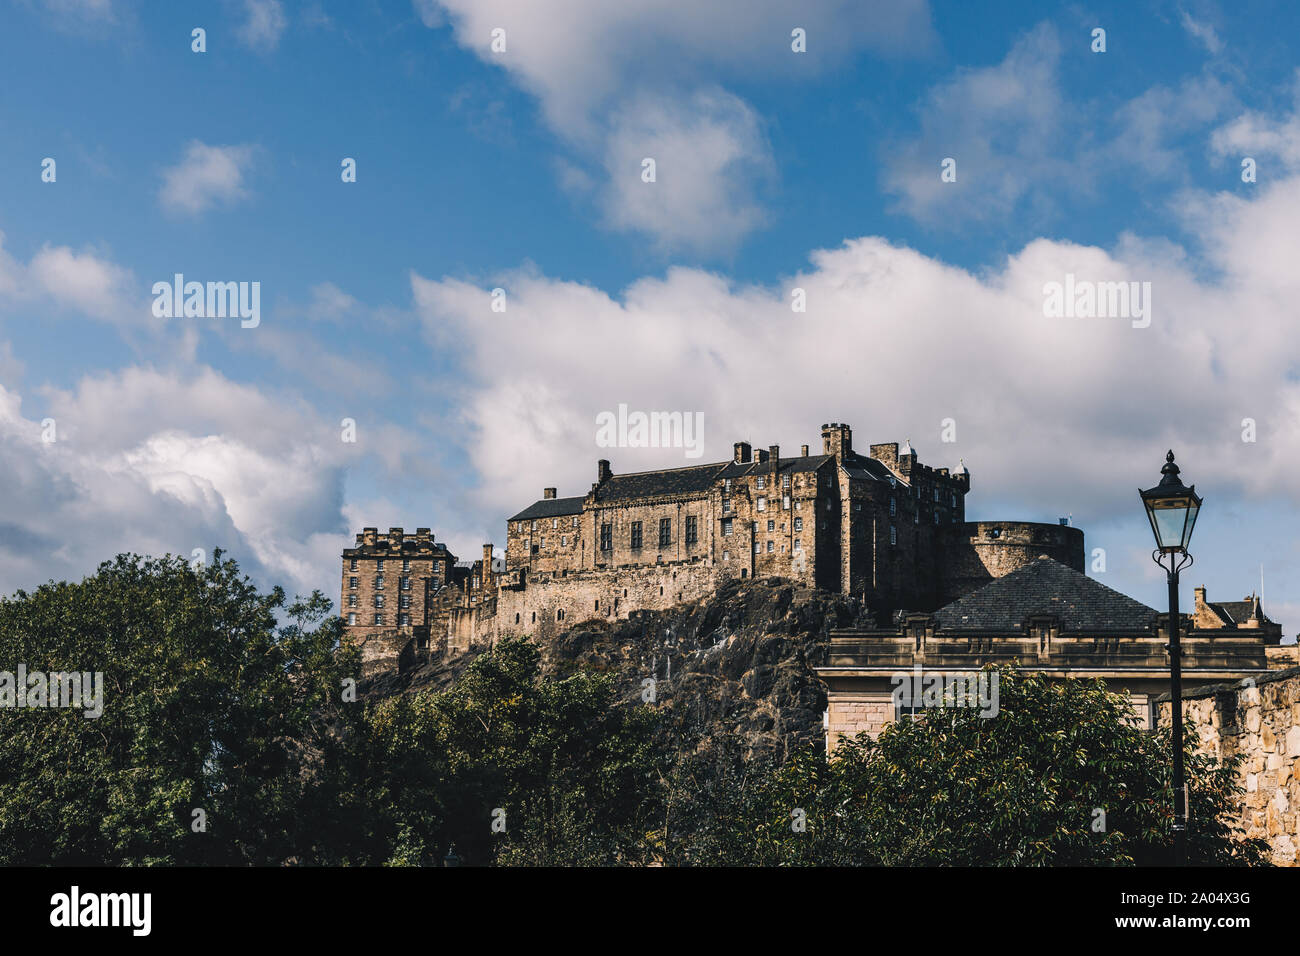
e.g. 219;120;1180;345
1140;449;1202;866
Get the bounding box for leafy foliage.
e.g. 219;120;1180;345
0;555;1268;866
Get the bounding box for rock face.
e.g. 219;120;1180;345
362;578;869;762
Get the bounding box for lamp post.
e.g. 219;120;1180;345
1140;450;1202;866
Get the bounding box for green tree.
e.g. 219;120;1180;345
0;551;358;865
671;665;1266;866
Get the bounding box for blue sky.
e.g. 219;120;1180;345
2;0;1299;637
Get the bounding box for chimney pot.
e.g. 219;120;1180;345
800;444;809;457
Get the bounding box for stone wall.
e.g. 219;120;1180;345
1158;666;1300;866
937;521;1084;605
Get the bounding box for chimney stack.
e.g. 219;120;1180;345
800;444;809;457
543;487;556;499
597;459;612;484
821;423;852;460
733;441;752;464
483;544;493;574
769;445;780;475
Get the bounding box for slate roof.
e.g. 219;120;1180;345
1206;597;1269;626
510;447;895;517
934;556;1159;631
509;495;586;521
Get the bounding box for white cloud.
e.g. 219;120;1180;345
600;90;773;253
0;365;358;599
238;0;287;52
412;171;1300;539
417;0;934;251
159;141;256;216
882;22;1067;225
1211;71;1300;171
1180;8;1223;55
27;244;135;321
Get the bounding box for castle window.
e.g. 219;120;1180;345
376;559;385;571
659;518;671;547
914;510;919;525
349;558;358;571
951;492;957;507
756;476;765;490
754;542;761;554
373;614;383;626
400;594;410;609
572;516;579;528
722;519;733;536
826;500;832;511
723;550;730;561
398;613;410;626
724;478;732;494
557;609;565;622
820;521;827;530
601;523;612;551
783;495;790;510
782;474;791;490
402;558;410;572
516;613;521;623
934;512;940;525
794;517;802;531
401;576;410;590
375;594;385;608
349;577;358;589
766;540;774;553
531;520;537;531
793;539;802;552
685;515;698;545
934;488;940;502
723;498;731;513
890;525;897;546
757;497;767;512
347;613;356;625
561;535;567;546
767;520;775;532
348;594;357;607
630;521;643;550
375;575;384;589
854;502;862;511
552;518;558;529
890;497;896;516
531;612;536;623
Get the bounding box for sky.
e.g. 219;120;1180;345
1;0;1299;638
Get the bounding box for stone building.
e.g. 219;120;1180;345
344;421;1082;668
819;556;1297;748
340;527;464;671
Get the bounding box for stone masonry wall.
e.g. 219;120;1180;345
1158;666;1300;866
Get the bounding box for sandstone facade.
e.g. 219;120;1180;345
1158;667;1300;866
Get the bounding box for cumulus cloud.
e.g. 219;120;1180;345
159;141;256;216
0;232;140;327
600;90;774;253
0;366;358;598
417;0;934;252
1211;70;1300;171
883;23;1238;225
237;0;287;52
412;172;1300;541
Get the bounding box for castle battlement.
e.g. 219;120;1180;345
342;422;1081;673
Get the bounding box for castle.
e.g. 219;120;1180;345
341;422;1082;673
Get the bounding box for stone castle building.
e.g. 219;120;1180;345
342;422;1083;673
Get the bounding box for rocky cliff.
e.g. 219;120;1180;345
360;578;871;761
